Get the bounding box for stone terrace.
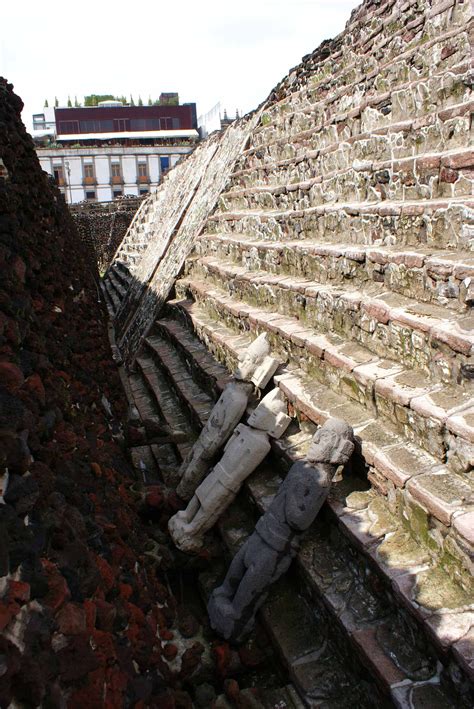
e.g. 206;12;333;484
102;0;474;705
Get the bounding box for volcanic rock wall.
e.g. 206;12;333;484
71;197;144;272
103;0;474;704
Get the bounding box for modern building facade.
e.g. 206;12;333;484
34;99;199;203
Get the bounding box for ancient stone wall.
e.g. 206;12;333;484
70;197;143;272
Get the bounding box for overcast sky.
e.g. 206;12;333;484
2;0;360;133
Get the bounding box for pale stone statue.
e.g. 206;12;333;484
169;389;291;553
176;333;280;500
207;419;355;642
176;380;253;500
234;333;280;389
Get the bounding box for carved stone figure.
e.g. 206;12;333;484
169;388;291;553
207;418;354;642
176;380;253;500
176;333;280;500
234;333;280;389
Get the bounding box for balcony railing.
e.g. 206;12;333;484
111;175;124;184
138;174;150;183
82;175;97;185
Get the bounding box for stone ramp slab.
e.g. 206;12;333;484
118;111;262;363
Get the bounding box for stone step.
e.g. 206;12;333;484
143;333;215;431
128;373;183;483
176;275;474;467
134;355;197;461
253;0;470;136
236;97;472;186
100;276;121;317
154;318;232;399
117;251;142;268
215;499;385;707
232;141;473;191
219;147;474;212
187;256;474;384
118;241;149;255
106;269;127;300
251;60;470;154
110;259;133;284
161;298;474;694
98;279;116;319
204;197;474;252
194;233;474;312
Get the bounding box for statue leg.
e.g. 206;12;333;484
180;495;200;523
214;541;248;600
229;546;293;641
207;542;249;639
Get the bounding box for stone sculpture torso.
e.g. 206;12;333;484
176;380;253;500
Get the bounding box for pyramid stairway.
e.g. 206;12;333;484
101;0;474;705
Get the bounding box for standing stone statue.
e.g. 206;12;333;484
169;388;291;553
207;418;355;642
176;333;280;500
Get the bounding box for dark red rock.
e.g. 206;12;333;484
179;642;204;679
163;642;178;661
0;599;21;631
8;580;30;603
41;560;70;611
23;373;46;406
0;361;24;392
57;635;99;682
56;603;87;635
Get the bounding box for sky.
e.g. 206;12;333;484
1;0;361;133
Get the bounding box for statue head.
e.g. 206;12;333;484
247;388;291;438
234;333;280;388
306;418;354;466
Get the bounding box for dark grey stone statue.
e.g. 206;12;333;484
207;418;355;642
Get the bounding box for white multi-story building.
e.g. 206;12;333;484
33;98;199;203
37;145;193;203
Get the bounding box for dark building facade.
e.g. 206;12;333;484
55;103;197;136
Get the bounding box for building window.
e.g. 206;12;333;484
85;190;96;201
160;156;170;172
138;162;148;177
114;118;129;132
139;187;149;195
53;165;64;186
111;162;123;184
113;189;123;199
84;164;94;178
59;121;79;134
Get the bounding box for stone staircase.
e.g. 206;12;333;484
123;300;471;705
101;0;473;705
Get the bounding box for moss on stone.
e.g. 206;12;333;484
377;530;431;569
415;567;473;611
